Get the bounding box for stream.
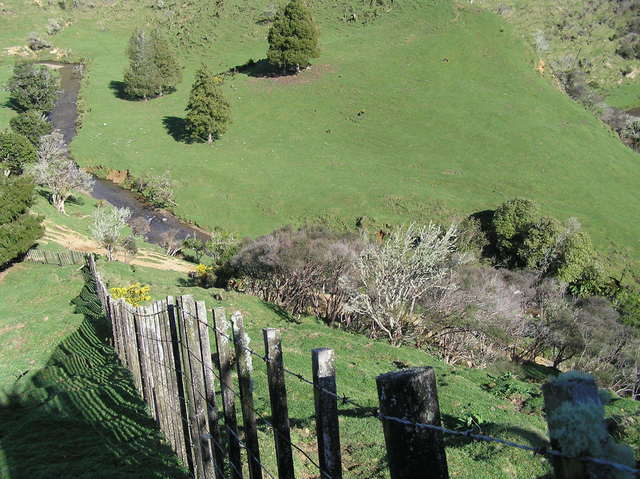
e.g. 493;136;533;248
44;62;210;245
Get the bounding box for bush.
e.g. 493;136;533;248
231;225;364;324
0;176;44;266
493;198;539;265
110;283;151;307
9;111;52;146
6;62;60;113
128;173;176;208
0;130;37;175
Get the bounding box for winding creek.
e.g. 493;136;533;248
45;62;210;245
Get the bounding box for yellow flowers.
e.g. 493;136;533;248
195;263;213;278
110;283;151;307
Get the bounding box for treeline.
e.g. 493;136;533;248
184;200;640;399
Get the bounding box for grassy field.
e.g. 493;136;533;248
1;0;640;266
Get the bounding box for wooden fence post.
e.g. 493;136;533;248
134;306;156;416
232;312;263;479
542;372;629;479
263;328;295;479
213;307;244;479
312;348;343;479
122;301;144;395
196;302;226;478
376;367;449;479
177;295;215;479
166;296;193;471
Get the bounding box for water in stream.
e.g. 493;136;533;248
45;62;210;245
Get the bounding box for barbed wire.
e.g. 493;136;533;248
184;345;333;479
97;292;640;477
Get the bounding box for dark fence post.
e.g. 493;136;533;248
213;307;244;479
263;328;295;479
312;348;343;479
376;367;449;479
232;312;263;479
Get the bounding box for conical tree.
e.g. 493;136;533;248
123;29;159;100
150;28;182;94
184;64;231;144
123;28;182;100
267;0;319;73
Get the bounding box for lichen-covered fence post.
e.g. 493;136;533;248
376;367;449;479
542;371;636;479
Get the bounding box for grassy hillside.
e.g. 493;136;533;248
1;0;640;265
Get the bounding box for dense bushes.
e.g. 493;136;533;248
0;131;37;176
0;176;44;267
127;172;176;208
6;62;60;113
222;209;640;398
9;111;52;146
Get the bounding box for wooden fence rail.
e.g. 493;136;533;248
25;248;87;266
85;255;636;479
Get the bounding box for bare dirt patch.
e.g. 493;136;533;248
248;64;336;87
42;221;195;273
0;323;26;336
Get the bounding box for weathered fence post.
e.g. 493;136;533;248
166;296;193;470
177;295;215;479
122;300;144;395
542;372;634;479
232;312;263;479
214;307;244;479
376;367;449;479
134;306;156;416
312;348;343;479
196;302;225;478
263;328;295;479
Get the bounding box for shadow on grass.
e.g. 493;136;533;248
225;58;294;79
108;80;129;100
162;116;188;143
261;301;302;324
0;267;189;479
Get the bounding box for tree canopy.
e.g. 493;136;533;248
267;0;320;73
0;130;38;176
7;62;60;113
10;111;52;146
0;175;43;266
123;28;182;100
184;64;231;144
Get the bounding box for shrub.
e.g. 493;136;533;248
7;62;60;113
267;0;320;73
0;130;37;175
129;172;176;208
231;225;364;324
110;283;151;307
90;206;131;261
492;198;539;265
9;111;52;146
0;175;44;266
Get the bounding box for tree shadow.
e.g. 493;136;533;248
260;301;302;324
162;116;189;143
108;80;129;100
226;58;290;79
0;267;189;478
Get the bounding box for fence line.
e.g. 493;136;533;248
24;248;87;266
85;254;638;479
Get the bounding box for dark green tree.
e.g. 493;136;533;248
0;131;37;176
9;110;52;146
0;175;44;266
184;64;231;144
492;198;539;264
150;28;182;94
267;0;320;73
123;28;182;100
7;62;60;112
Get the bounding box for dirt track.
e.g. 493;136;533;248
41;220;195;273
